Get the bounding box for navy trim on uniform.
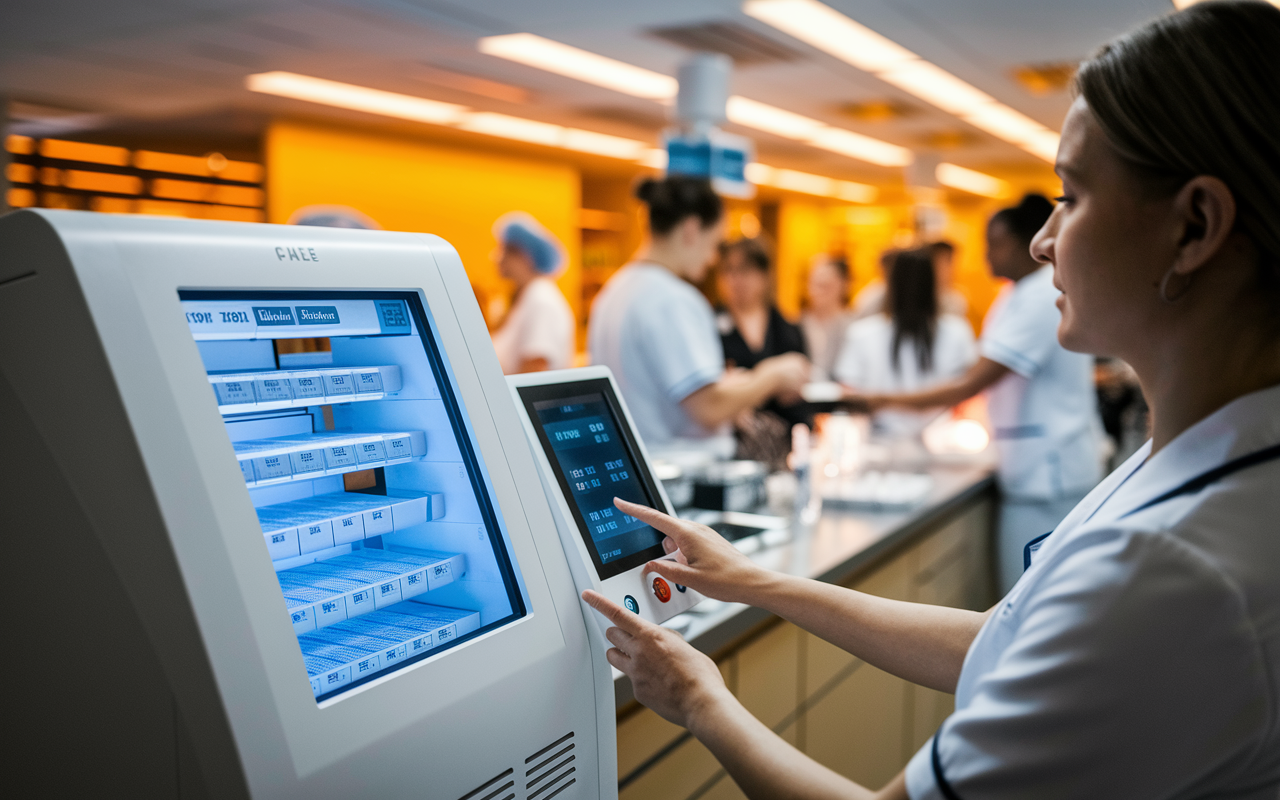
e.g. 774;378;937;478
932;733;963;800
1017;441;1280;573
1023;530;1053;571
1119;441;1280;519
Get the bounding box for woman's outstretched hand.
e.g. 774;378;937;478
581;589;732;729
614;498;770;605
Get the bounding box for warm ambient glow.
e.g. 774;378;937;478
744;0;1060;162
935;163;1010;198
478;35;910;167
247;72;649;161
478;33;679;100
745;163;877;203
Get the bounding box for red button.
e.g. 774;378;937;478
652;577;671;603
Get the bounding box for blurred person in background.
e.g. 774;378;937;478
800;254;854;381
715;237;811;464
853;243;967;320
852;248;898;320
835;247;976;438
489;212;574;374
928;240;969;318
589;176;808;450
849;194;1103;592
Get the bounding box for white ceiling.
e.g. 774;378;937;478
0;0;1176;181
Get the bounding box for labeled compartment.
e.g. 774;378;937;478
210;365;403;414
300;603;481;697
258;490;446;560
235;430;427;486
278;548;466;634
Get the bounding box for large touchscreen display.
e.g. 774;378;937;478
525;387;666;579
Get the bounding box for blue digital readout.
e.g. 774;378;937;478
536;395;662;566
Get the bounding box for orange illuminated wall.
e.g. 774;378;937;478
265;120;582;323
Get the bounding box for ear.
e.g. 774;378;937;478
1169;175;1236;278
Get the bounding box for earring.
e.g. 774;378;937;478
1159;267;1193;303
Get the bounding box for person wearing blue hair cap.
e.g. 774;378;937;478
490;212;575;373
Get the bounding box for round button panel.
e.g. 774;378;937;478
652;577;671;603
623;595;639;614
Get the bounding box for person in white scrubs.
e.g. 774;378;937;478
579;3;1280;797
834;247;976;439
488;212;574;374
799;255;855;381
589;176;809;449
847;195;1103;593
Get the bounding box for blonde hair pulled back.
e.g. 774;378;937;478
1076;0;1280;288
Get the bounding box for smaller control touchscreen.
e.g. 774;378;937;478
522;385;666;579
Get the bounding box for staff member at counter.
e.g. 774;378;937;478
586;2;1280;797
489;212;574;374
848;195;1102;593
589;176;808;449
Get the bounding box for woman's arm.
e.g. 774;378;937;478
681;353;809;429
846;356;1009;411
622;500;988;693
583;589;909;800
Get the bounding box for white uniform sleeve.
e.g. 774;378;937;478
980;276;1060;379
633;286;724;402
906;528;1268;800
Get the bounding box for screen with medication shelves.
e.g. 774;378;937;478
181;290;527;703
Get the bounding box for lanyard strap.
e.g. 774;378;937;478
1118;440;1280;519
1023;440;1280;576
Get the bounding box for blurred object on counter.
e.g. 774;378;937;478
820;470;934;510
692;459;769;512
922;415;992;459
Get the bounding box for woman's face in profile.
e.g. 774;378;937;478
1032;97;1179;359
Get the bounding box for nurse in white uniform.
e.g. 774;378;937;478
847;195;1103;593
489;212;574;374
589;175;808;449
580;3;1280;797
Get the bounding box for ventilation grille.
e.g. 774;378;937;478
525;732;576;800
457;768;514;800
647;21;802;64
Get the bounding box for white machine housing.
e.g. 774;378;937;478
508;367;702;626
0;210;615;800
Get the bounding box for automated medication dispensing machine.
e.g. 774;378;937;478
0;210;615;800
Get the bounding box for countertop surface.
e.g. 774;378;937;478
612;459;997;709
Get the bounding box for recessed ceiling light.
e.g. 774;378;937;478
480;33;910;167
936;163;1010;198
247;71;467;125
744;0;1061;163
246;71;649;161
478;33;679;100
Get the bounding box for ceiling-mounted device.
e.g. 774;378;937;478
663;52;755;198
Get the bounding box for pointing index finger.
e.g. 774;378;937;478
581;589;647;636
614;497;699;545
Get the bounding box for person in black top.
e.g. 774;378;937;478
714;238;811;464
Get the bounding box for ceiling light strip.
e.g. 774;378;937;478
744;0;1059;162
935;163;1009;198
745;163;877;203
479;33;910;167
247;72;649;161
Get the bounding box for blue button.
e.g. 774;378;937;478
623;595;639;614
675;584;687;593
